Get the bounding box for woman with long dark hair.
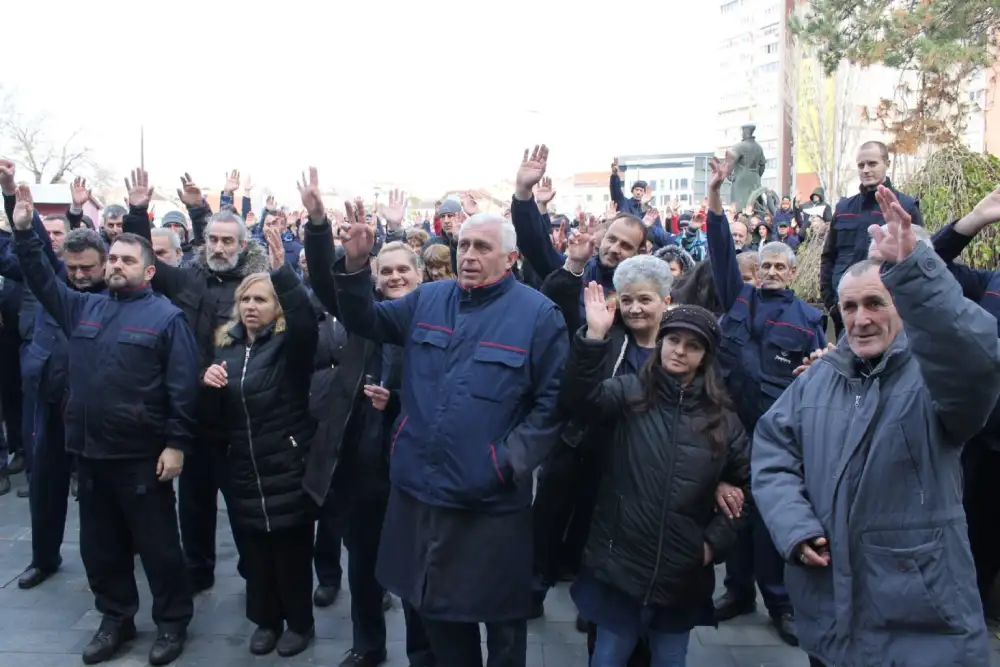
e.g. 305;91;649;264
559;289;750;667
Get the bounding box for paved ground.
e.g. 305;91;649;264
0;472;994;667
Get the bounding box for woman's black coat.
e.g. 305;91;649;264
559;327;750;608
212;264;318;532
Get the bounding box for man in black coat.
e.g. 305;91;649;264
121;170;269;592
12;184;199;666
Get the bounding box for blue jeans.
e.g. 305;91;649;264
592;623;690;667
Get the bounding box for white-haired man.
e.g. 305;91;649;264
753;185;1000;667
300;166;568;667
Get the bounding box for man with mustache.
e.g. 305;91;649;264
120;168;269;593
12;183;198;666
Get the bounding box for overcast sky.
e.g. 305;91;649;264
2;0;717;203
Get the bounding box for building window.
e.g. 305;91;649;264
680;194;689;202
766;158;778;169
586;195;593;202
679;178;689;189
764;42;778;55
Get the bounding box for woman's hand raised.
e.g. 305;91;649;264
583;281;615;340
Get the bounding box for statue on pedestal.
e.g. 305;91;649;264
728;124;778;216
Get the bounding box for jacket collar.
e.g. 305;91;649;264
227;319;278;344
821;329;911;379
459;271;516;304
860;176;896;197
109;284;152;301
651;363;706;405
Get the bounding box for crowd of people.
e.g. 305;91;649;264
0;137;998;667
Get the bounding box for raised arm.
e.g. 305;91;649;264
270;253;318;372
876;187;1000;444
752;380;826;561
299;167;415;346
492;304;569;486
10;186;88;336
122;168;191;299
609;158;627;212
161;314;200;455
302;217;341;319
557;283;630;420
511;146;563;279
705;156;744;311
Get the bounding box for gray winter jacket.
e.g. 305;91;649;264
751;243;1000;667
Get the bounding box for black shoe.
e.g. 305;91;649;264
528;600;544;620
714;592;757;621
149;630;186;665
575;614;588;633
339;648;388;667
249;626;281;655
81;619;137;664
276;625;314;657
18;565;57;589
772;612;798;647
313;584;340;607
15;485;28;498
8;452;25;474
382;591;393;612
0;471;10;496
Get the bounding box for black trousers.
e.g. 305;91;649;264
77;457;192;632
963;445;1000;606
808;658;827;667
421;617;526;667
177;437;224;586
238;523;315;634
346;493;389;654
402;601;435;667
28;400;72;571
0;337;23;457
314;490;345;588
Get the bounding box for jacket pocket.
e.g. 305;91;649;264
470;343;526;403
409;325;449;381
859;528;959;633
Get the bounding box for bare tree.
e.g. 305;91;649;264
786;34;862;200
2;112;95;185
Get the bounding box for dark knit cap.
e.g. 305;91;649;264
632;180;648;191
161;211;187;227
658;305;720;352
438;200;462;215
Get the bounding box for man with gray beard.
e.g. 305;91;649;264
121;168;269;592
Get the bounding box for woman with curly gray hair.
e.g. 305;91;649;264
654;245;695;278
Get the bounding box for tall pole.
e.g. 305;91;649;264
140;125;145;171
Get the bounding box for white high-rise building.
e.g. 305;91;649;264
717;0;794;196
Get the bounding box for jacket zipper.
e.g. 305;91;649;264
644;387;683;605
240;343;271;532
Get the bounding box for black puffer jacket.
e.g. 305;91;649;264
211;264;318;532
559;327;749;608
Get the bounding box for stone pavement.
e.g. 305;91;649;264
0;473;994;667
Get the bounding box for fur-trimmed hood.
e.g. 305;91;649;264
196;238;270;279
215;314;287;348
654;244;696;275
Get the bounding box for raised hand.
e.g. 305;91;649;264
0;160;16;195
176;172;203;208
224;169;240;195
551;220;568;253
12;184;34;230
516;145;549;195
265;195;277;211
384;188;407;228
643;207;659;227
602;200;618;222
297;167;326;224
535;177;556;205
341;199;375;272
709;153;734;191
871;185;916;263
202;362;228;388
567;231;595;264
460;191;479;217
265;226;285;270
70;177;91;208
583;281;615;340
126;168;154;208
641;188;654;206
611;157;619;174
242;173;254;194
